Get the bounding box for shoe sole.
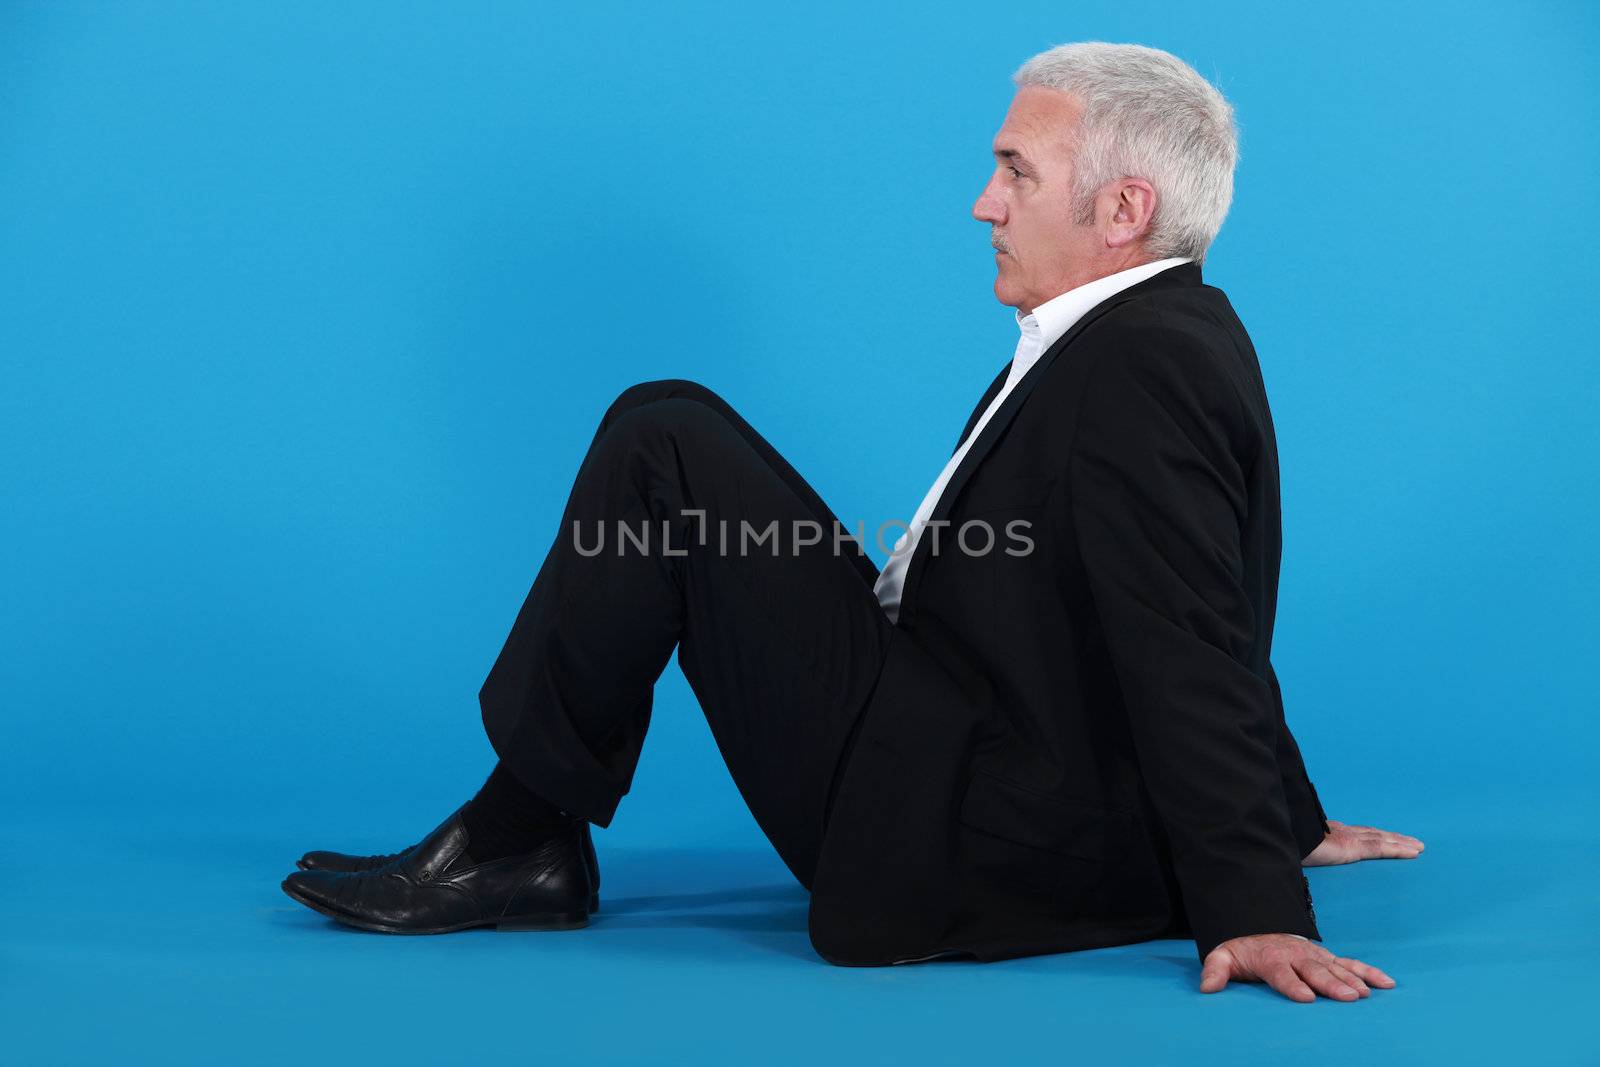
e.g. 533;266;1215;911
280;880;590;935
292;860;601;913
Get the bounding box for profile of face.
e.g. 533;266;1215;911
973;86;1155;315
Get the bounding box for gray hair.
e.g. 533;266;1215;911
1013;42;1237;261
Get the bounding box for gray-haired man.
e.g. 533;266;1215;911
283;42;1423;1003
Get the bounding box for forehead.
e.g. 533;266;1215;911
993;86;1082;160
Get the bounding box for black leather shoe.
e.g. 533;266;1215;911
281;809;592;934
297;843;415;873
297;818;602;911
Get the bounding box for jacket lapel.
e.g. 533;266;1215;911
953;362;1011;453
897;262;1202;624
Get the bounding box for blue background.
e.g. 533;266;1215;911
4;1;1596;1062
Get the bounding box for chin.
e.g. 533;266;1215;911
992;277;1022;309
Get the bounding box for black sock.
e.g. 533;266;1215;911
459;762;572;865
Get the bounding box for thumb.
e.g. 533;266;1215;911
1199;948;1234;993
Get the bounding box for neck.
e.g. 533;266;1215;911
1019;252;1160;316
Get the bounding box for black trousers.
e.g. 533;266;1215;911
479;380;894;889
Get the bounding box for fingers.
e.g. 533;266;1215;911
1350;825;1426;857
1295;959;1361;1001
1379;837;1424;859
1348;826;1425;860
1202;937;1396;1002
1336;956;1397;989
1323;960;1370;998
1391;830;1425;853
1371;833;1423;859
1199;950;1233;993
1265;963;1316;1003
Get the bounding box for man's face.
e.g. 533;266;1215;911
973;86;1099;315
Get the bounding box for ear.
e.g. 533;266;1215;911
1103;178;1156;250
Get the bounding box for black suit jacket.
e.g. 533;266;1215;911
808;262;1328;965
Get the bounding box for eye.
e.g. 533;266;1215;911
1008;166;1024;179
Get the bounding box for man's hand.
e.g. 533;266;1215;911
1302;819;1425;866
1200;933;1396;1003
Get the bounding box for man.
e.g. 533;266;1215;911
283;42;1424;1003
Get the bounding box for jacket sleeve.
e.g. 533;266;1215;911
1066;325;1319;960
1270;663;1332;859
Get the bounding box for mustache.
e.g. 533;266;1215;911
991;233;1012;254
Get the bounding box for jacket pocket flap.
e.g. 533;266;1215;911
958;770;1135;861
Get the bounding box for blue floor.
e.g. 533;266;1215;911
5;791;1591;1064
4;5;1595;1062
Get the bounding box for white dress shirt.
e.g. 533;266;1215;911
873;257;1192;622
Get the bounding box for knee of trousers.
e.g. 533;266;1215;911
603;378;723;428
598;397;728;459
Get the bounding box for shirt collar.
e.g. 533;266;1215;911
1016;256;1192;350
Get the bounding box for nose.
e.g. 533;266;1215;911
973;173;1006;225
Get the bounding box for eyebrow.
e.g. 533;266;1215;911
994;146;1034;170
